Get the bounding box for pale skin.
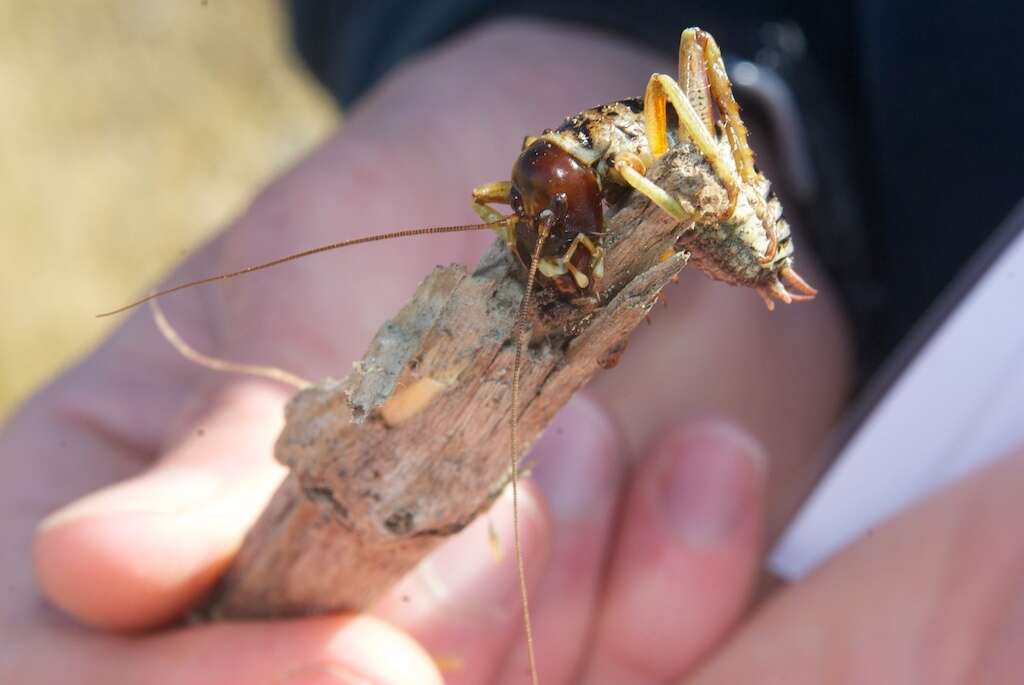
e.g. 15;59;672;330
3;19;1021;684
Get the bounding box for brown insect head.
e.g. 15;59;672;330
509;140;605;297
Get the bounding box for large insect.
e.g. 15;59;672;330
470;27;815;309
99;27;816;685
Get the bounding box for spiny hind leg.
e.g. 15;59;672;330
682;28;755;182
679;29;714;135
643;72;740;220
682;28;777;261
471;181;515;246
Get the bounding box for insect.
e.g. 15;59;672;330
99;27;815;685
469;27;816;309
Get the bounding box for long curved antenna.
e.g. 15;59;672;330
150;299;311;389
97;221;505;318
510;224;549;685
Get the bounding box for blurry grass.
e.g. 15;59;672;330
0;1;337;419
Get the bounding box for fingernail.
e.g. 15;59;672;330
531;395;618;523
37;467;222;532
279;663;375;685
659;421;765;549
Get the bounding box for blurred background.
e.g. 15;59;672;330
0;1;337;419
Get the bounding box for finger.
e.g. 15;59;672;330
33;380;290;629
374;479;550;684
496;394;624;685
29;614;441;685
690;447;1024;684
584;420;767;685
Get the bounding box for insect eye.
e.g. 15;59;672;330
510;188;524;215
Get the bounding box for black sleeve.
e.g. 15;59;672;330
287;1;1024;383
287;1;851;108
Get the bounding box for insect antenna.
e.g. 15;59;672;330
96;221;506;318
149;298;311;388
510;223;549;685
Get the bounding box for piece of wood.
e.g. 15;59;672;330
198;144;728;620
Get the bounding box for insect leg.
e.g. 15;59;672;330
575;233;605;279
643;72;741;220
684;28;756;182
521;134;539;150
613;156;696;224
555;232;605;288
472;181;516;247
684;28;778;262
679;29;714;135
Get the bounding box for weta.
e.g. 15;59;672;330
471;27;815;309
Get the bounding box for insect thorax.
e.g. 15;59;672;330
539;98;653;191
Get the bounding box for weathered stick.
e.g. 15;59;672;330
199;145;728;620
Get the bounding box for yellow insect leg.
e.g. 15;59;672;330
643;72;740;220
471;181;515;246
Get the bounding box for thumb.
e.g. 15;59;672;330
33;380;290;629
35;614;442;685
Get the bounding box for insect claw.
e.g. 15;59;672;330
780;266;817;298
756;287;777;310
767;278;793;305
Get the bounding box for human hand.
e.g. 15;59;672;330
686;444;1024;684
5;19;848;683
16;382;768;683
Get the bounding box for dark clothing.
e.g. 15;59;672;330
288;1;1024;381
